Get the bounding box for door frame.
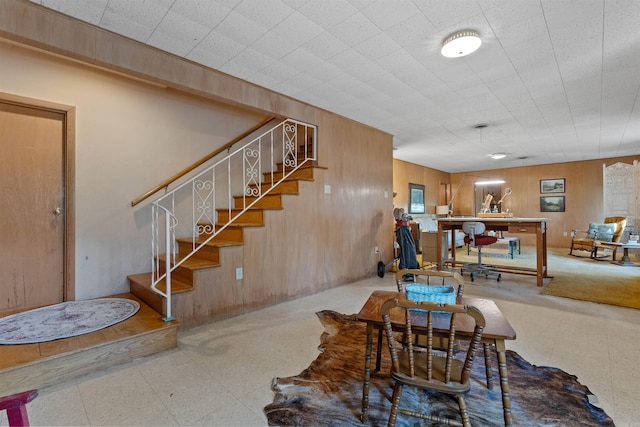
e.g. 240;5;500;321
1;91;75;301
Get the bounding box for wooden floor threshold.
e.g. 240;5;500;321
0;293;178;396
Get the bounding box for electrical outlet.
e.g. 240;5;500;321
235;267;243;280
374;246;379;254
563;231;567;237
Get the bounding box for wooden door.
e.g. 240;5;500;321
0;101;66;311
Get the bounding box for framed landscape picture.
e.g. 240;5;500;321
408;183;425;214
540;178;565;193
540;196;565;212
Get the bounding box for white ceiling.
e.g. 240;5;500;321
30;0;640;173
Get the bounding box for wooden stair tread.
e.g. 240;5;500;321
215;221;264;227
264;164;325;183
127;273;193;294
176;237;243;247
215;207;266;212
229;205;283;211
270;172;315;181
156;254;220;270
255;188;299;195
232;206;283;211
250;180;300;194
276;161;326;171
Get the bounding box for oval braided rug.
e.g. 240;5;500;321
0;298;140;344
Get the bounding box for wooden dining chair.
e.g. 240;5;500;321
394;268;498;391
394;268;464;301
380;298;485;427
394;268;464;352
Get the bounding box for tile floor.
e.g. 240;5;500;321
2;253;639;426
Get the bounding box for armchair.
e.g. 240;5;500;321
569;216;627;259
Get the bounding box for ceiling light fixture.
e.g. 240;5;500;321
441;30;482;58
491;153;506;159
474;179;505;186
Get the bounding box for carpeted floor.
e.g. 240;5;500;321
541;248;639;309
542;269;640;309
450;246;640;309
265;310;614;427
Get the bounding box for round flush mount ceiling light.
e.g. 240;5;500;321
491;153;507;160
441;30;482;58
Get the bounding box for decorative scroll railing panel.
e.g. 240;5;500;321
151;119;316;320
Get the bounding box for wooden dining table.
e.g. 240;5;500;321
357;290;517;426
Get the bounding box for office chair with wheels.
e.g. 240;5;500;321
461;221;501;282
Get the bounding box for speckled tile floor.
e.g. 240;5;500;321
2;248;639;426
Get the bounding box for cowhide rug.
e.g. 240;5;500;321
264;310;614;427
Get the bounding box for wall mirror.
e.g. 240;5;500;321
474;182;503;214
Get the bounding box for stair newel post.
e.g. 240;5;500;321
163;210;174;321
151;204;158;283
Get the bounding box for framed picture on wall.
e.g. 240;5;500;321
540;178;565;193
540;196;565;212
408;183;425;214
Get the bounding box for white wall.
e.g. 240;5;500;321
1;41;265;299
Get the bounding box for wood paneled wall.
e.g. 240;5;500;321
0;0;395;326
393;159;450;217
395;156;639;248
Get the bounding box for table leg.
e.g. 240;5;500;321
612;248;640;266
375;327;383;371
483;343;494;389
535;225;547;286
361;322;374;423
495;339;513;426
621;248;630;264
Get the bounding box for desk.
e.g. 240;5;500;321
599;242;640;266
438;217;549;286
357;290;517;426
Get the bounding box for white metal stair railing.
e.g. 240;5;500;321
151;119;317;321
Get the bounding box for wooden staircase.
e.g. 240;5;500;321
128;155;324;323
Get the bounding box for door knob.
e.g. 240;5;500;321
53;207;62;215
